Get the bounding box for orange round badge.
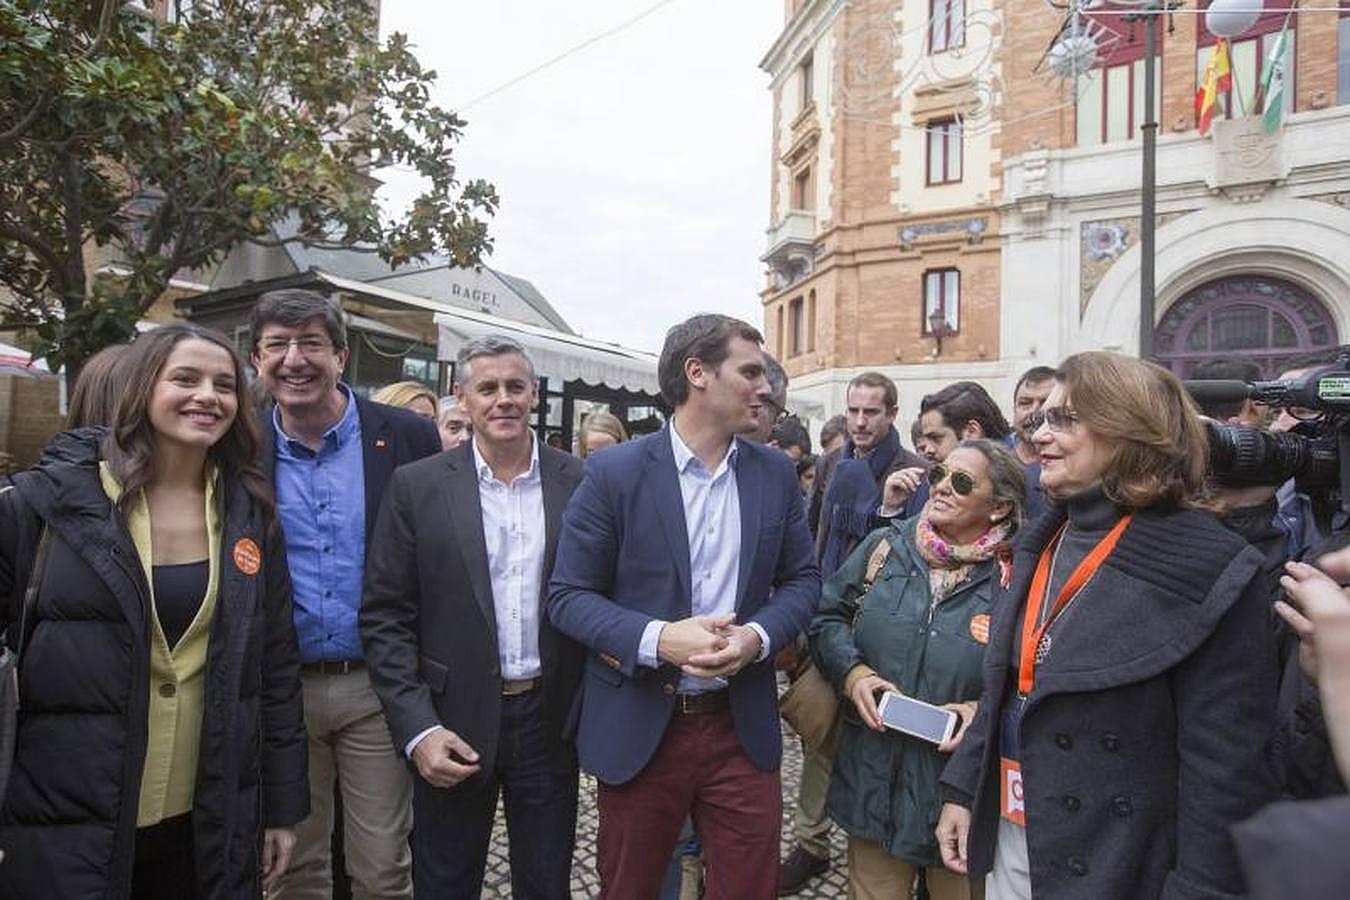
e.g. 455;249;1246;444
969;613;991;644
232;538;261;576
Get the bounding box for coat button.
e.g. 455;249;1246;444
662;683;675;696
1055;733;1072;750
1062;795;1081;812
158;683;176;698
1068;857;1088;877
1100;732;1120;752
1111;795;1133;817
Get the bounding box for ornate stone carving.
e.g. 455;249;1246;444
898;217;988;250
1211;116;1285;203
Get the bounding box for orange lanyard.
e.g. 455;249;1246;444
1017;515;1133;696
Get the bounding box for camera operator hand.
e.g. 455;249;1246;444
1276;558;1350;686
1278;554;1350;786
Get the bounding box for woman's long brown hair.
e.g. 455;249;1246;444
102;324;274;522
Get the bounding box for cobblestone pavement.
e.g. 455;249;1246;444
479;726;849;898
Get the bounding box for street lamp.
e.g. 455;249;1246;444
1113;0;1178;360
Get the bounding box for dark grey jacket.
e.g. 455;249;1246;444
0;429;308;899
360;441;585;769
940;504;1278;900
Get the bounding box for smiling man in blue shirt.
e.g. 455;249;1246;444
250;289;440;900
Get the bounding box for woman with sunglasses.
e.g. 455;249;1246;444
0;324;308;899
811;439;1025;899
935;351;1277;900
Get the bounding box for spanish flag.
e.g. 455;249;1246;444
1195;39;1232;136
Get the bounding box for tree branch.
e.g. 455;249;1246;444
0;91;53;148
0;218;66;279
58;149;87;305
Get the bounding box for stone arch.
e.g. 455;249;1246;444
1078;197;1350;355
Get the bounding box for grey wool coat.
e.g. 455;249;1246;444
939;502;1278;900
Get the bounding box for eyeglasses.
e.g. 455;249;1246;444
1040;405;1080;433
257;336;333;358
765;398;791;426
927;464;976;496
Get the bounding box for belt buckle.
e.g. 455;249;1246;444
677;692;698;714
502;677;538;696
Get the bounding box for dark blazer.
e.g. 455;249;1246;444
547;427;821;785
360;441;585;770
807;436;927;563
0;429;307;900
939;505;1278;900
258;392;442;545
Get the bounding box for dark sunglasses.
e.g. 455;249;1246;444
927;464;976;495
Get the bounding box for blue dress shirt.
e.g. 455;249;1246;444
273;386;367;662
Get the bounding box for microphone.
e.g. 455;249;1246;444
1182;380;1252;406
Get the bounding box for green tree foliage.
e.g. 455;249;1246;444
0;0;498;370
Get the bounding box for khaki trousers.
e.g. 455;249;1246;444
791;740;835;858
847;835;972;900
272;668;412;900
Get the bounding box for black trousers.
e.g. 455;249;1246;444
411;688;579;899
131;812;196;900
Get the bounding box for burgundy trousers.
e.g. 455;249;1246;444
596;706;782;900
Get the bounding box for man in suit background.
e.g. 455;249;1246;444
361;335;585;898
548;314;821;899
252;289;441;900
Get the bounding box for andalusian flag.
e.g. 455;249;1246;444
1195;39;1232;136
1260;21;1290;133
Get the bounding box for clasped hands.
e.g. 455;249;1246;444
657;613;762;679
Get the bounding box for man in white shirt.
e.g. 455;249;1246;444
360;336;585;898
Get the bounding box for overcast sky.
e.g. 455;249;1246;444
377;1;783;353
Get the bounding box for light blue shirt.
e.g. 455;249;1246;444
638;424;770;691
273;385;367;662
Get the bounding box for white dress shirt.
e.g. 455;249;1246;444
407;435;545;759
473;434;546;681
638;423;770;692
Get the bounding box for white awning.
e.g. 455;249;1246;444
434;311;659;395
276;269;658;395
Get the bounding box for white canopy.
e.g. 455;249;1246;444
298;269;659;395
435;310;659;395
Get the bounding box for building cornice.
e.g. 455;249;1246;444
759;0;846;84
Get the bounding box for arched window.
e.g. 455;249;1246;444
1154;275;1338;378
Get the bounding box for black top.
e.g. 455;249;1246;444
152;560;208;649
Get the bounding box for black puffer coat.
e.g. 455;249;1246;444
0;429;308;899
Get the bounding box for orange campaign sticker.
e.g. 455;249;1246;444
969;613;991;644
232;538;261;576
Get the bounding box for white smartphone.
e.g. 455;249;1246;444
876;691;959;744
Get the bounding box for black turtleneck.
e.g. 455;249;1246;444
1040;484;1124;626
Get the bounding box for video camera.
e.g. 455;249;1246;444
1185;347;1350;531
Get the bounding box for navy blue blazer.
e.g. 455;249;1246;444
547;426;821;785
258;392;442;547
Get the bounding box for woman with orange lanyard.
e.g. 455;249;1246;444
934;351;1278;900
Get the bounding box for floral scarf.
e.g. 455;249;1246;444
914;514;1011;603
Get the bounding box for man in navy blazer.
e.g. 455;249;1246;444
548;314;821;899
251;289;441;900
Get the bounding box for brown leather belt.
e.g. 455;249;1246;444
300;659;364;675
673;689;730;715
502;676;541;696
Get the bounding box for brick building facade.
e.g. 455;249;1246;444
762;0;1350;431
